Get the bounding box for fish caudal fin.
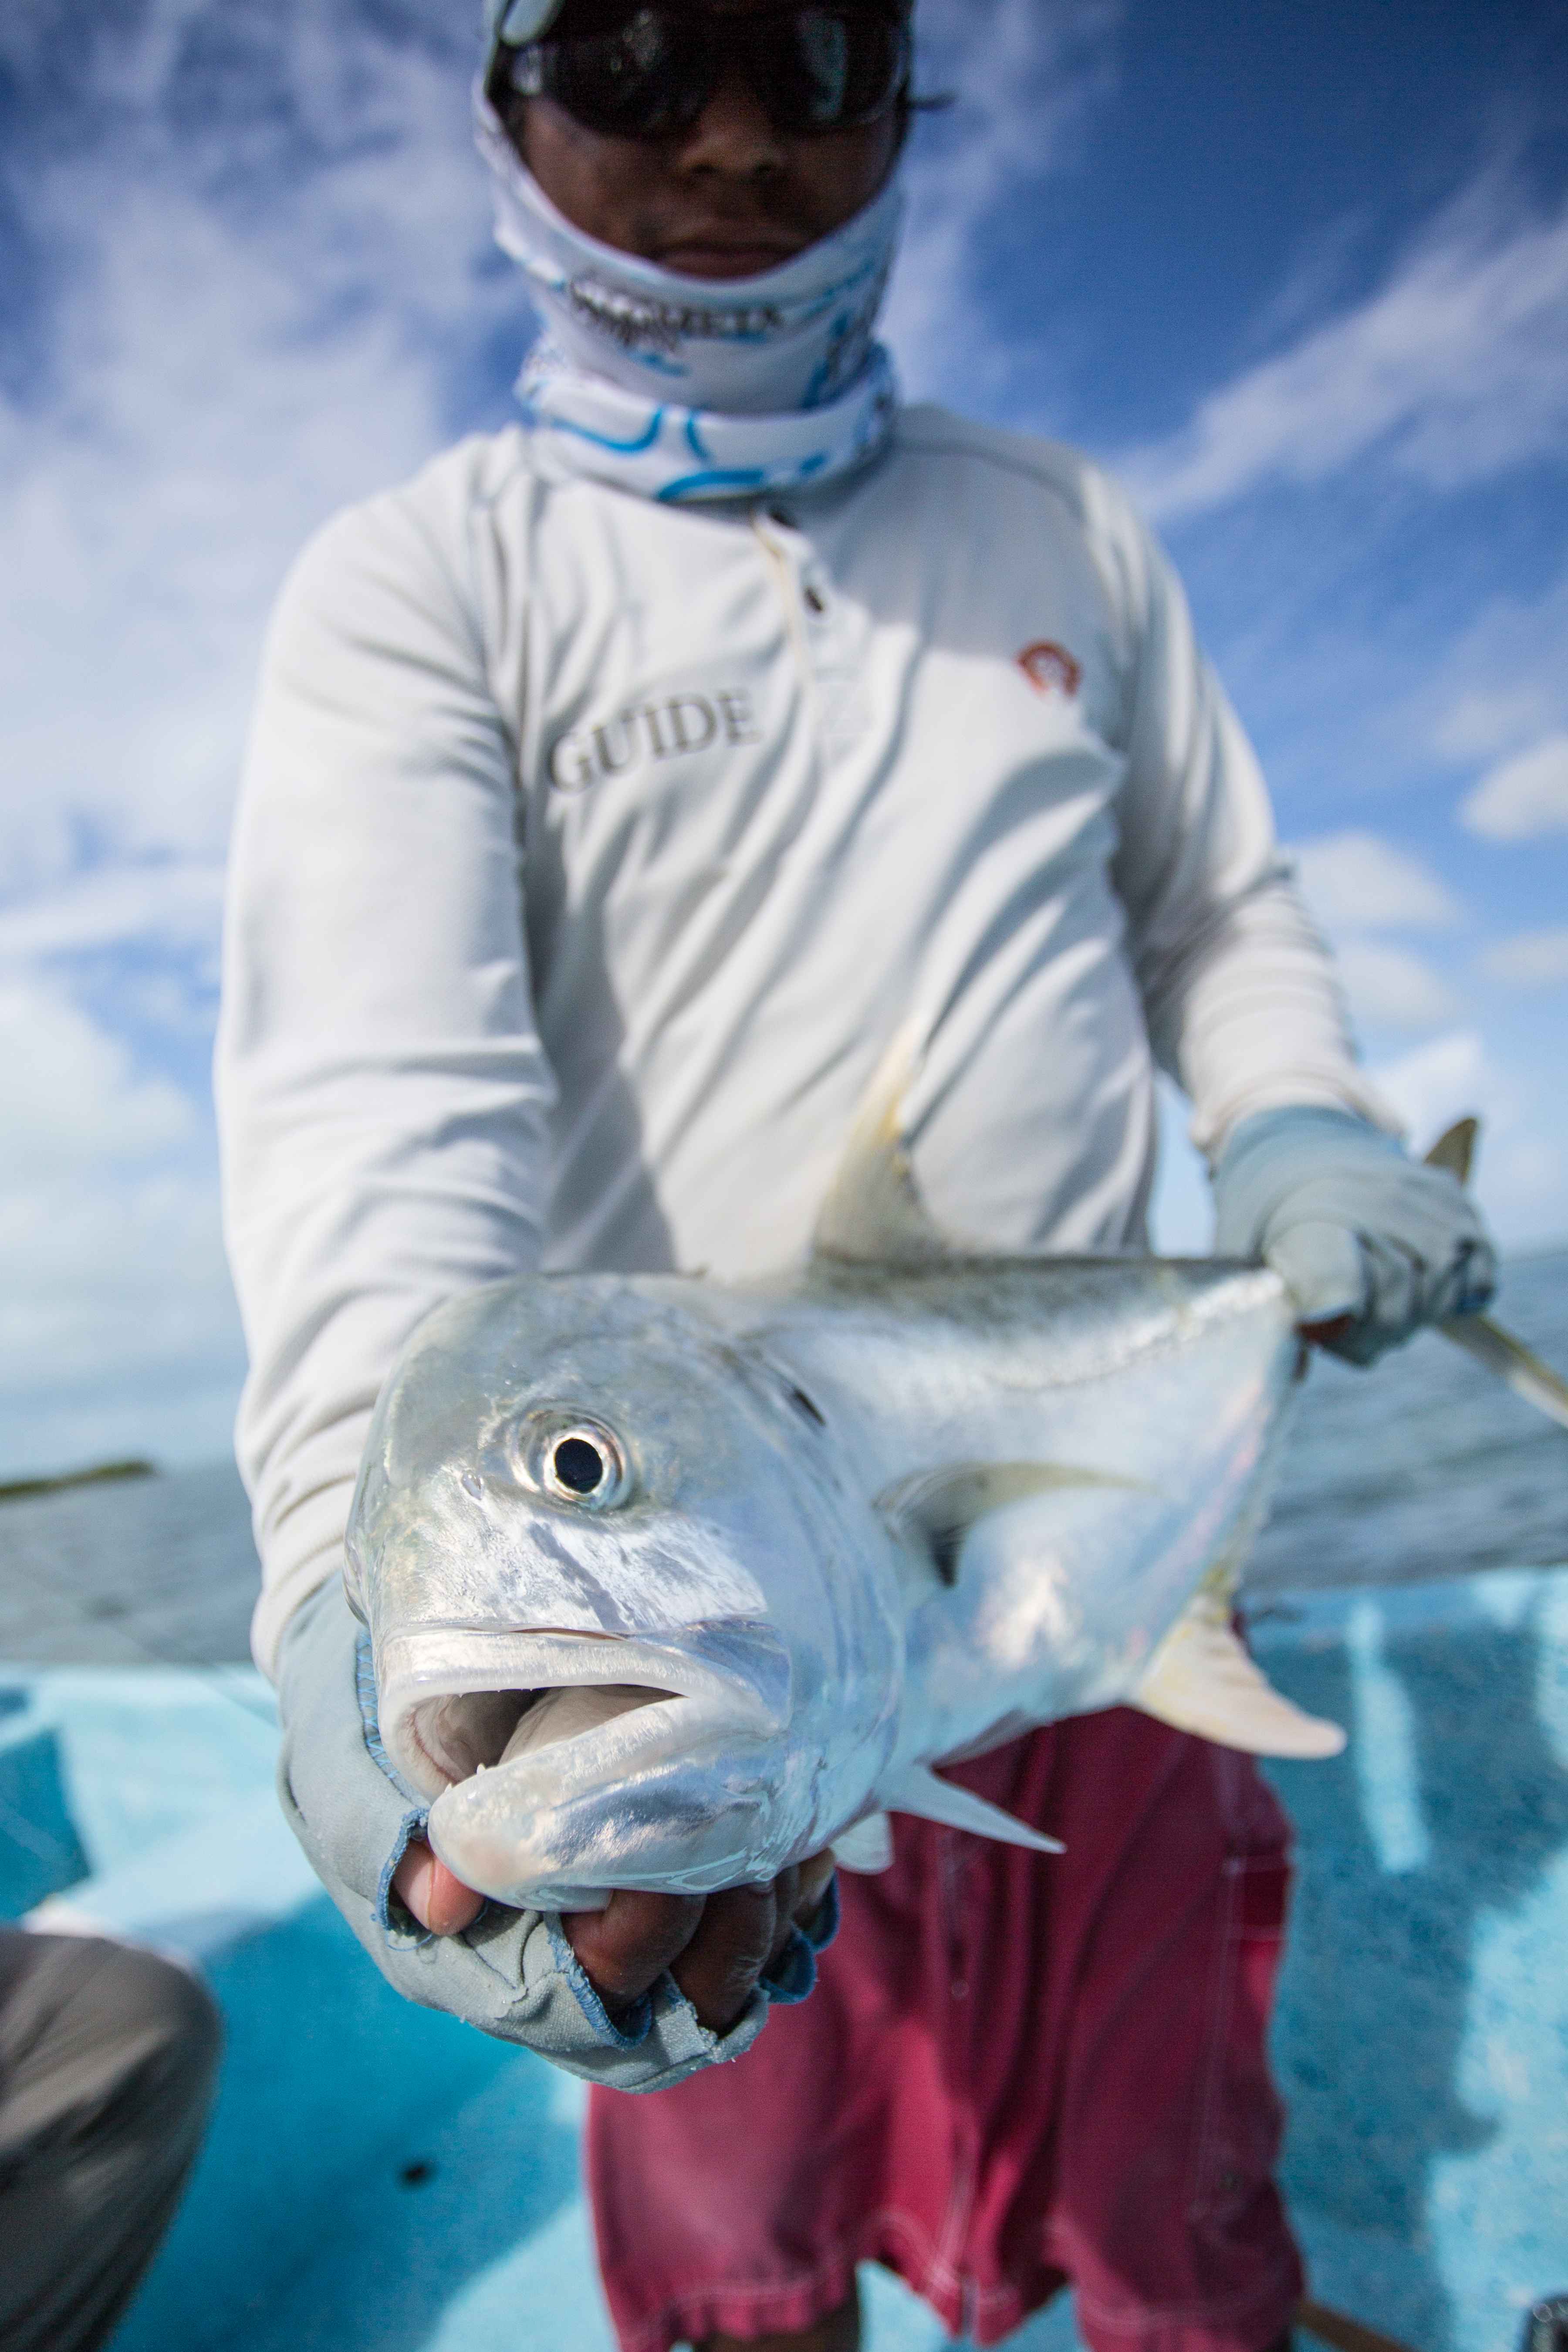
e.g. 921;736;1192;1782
832;1813;894;1874
1424;1117;1478;1186
811;1023;952;1267
880;1764;1065;1854
1438;1313;1568;1434
1134;1589;1345;1759
1421;1120;1568;1434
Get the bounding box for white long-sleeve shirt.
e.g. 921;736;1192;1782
218;404;1387;1675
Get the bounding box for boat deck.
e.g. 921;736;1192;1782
2;1560;1565;2352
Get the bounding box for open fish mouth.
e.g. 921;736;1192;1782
374;1625;799;1910
400;1679;676;1790
376;1624;785;1805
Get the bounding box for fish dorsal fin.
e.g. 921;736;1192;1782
831;1813;894;1874
811;1023;951;1267
878;1460;1150;1587
880;1764;1064;1853
1134;1587;1345;1760
1425;1117;1479;1185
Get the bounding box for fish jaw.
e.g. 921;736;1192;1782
376;1622;793;1801
429;1716;784;1909
378;1621;894;1909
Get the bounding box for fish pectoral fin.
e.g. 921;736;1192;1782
831;1813;895;1874
811;1022;953;1267
1134;1591;1346;1760
878;1460;1150;1587
880;1765;1064;1854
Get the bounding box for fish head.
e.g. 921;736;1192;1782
345;1273;905;1908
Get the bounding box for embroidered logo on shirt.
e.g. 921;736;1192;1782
1017;642;1082;699
549;686;763;795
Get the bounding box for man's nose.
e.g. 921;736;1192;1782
676;66;788;177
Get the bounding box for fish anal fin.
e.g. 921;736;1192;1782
811;1024;951;1267
1424;1117;1479;1186
878;1460;1151;1587
1135;1591;1346;1760
881;1764;1064;1854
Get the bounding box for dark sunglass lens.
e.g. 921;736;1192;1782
773;11;906;132
537;9;710;137
793;12;850;124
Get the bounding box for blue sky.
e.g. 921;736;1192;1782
1;0;1565;1478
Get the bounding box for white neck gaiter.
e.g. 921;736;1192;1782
474;84;902;503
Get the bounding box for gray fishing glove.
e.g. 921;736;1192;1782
274;1575;812;2090
1212;1105;1496;1366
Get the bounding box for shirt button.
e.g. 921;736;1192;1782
803;584;827;615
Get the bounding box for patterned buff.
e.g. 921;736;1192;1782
473;84;903;504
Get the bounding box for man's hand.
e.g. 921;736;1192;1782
393;1842;836;2032
1212;1104;1495;1366
391;1841;486;1939
276;1578;786;2086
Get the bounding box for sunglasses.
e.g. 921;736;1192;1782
499;5;912;141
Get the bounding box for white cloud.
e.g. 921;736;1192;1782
0;0;527;888
1290;831;1461;931
884;0;1121;407
0;973;242;1477
1335;940;1459;1033
1122;178;1568;521
0;0;527;1469
1425;562;1568;767
1460;734;1568;841
0;977;197;1181
1369;1029;1563;1242
0;862;225;962
1283;838;1468;1036
0;1165;243;1479
1480;929;1568;988
1371;1030;1497;1147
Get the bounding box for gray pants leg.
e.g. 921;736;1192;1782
0;1926;222;2352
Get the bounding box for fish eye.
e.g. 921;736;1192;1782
515;1410;633;1510
553;1435;606;1494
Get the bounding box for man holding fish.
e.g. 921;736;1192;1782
218;3;1503;2348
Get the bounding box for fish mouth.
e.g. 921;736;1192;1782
404;1678;675;1790
376;1624;796;1911
376;1624;784;1805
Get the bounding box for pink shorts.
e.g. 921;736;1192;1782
586;1711;1304;2352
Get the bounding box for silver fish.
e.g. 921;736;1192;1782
344;1052;1558;1912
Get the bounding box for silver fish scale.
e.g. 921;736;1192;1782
348;1245;1303;1910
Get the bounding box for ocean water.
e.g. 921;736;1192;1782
2;1251;1565;1669
1249;1244;1568;1596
